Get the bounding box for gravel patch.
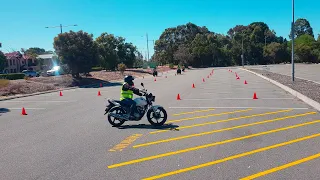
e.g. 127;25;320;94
248;68;320;103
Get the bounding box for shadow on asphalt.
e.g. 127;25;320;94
116;123;179;130
0;108;10;115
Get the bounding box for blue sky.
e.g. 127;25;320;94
1;0;319;58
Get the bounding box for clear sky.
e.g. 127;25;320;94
1;0;319;58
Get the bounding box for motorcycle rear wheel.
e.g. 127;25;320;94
107;106;126;127
147;107;167;126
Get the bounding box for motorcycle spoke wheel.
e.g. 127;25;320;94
147;107;167;126
107;107;125;127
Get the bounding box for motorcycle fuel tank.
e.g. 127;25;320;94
134;97;147;106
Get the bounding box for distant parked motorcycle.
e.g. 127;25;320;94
105;83;167;127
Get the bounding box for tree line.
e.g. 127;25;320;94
152;18;320;67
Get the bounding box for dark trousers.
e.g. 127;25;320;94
121;98;136;115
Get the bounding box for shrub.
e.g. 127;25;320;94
0;73;25;80
117;63;127;75
169;63;174;69
91;66;103;71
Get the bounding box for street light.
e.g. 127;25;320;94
45;24;78;34
142;33;155;61
291;0;295;82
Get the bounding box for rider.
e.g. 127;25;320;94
120;75;142;118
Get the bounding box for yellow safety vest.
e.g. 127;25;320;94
120;83;133;100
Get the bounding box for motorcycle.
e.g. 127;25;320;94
104;83;168;127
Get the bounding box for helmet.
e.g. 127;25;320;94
124;75;134;85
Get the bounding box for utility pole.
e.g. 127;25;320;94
45;24;78;34
146;33;149;61
291;0;295;82
241;35;244;67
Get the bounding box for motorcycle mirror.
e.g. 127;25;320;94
141;82;144;87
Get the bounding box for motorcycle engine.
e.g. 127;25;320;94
135;106;145;117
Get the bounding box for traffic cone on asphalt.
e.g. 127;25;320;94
59;91;63;96
253;92;258;99
192;83;195;88
21;107;27;115
98;91;101;96
154;78;157;82
203;78;205;82
207;75;209;78
176;94;181;100
165;76;167;78
244;80;248;84
236;76;240;80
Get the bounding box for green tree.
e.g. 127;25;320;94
290;18;314;39
25;47;45;55
96;33;119;70
264;42;290;64
0;51;7;72
289;34;317;63
53;30;98;78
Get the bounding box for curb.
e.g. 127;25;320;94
241;68;320;112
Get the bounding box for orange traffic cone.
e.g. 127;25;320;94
192;83;195;88
165;76;167;78
203;78;205;82
244;80;248;84
176;94;181;100
207;75;209;78
98;91;101;96
253;92;258;99
154;78;157;82
21;107;27;115
59;91;63;96
236;76;240;80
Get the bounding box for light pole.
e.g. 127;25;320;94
142;33;155;61
45;24;78;34
241;34;244;67
291;0;295;82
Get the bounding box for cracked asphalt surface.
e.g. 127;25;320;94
1;67;320;180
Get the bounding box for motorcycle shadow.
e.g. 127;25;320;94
116;123;179;130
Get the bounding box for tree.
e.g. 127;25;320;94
173;45;193;65
264;42;290;64
0;51;7;72
96;33;119;70
289;34;317;63
290;18;314;39
25;47;45;55
53;30;98;78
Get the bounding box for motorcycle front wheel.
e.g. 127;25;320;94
147;107;167;126
107;106;125;127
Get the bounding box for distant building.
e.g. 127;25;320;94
4;51;41;73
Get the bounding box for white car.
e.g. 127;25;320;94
46;66;64;76
22;70;40;77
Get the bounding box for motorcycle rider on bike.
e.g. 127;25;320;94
120;75;143;119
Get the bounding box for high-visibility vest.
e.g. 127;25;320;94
120;83;133;100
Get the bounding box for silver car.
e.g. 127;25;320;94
22;70;40;77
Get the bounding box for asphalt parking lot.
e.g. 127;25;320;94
1;67;320;180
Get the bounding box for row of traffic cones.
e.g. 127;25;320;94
229;69;257;99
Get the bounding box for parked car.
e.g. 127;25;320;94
22;70;40;77
46;66;64;76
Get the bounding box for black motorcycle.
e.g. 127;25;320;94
104;83;167;127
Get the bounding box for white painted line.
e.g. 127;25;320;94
7;108;46;110
169;107;309;110
182;98;294;100
5;101;73;103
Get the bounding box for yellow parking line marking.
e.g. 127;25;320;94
134;112;316;148
107;119;320;169
151;109;293;134
108;134;143;152
240;152;320;180
142;133;320;180
167;109;252;123
172;108;215;116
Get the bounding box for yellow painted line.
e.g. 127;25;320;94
134;112;316;148
167;109;252;123
240;152;320;180
108;134;143;152
172;108;215;116
142;133;320;180
107;119;320;169
151;109;293;134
